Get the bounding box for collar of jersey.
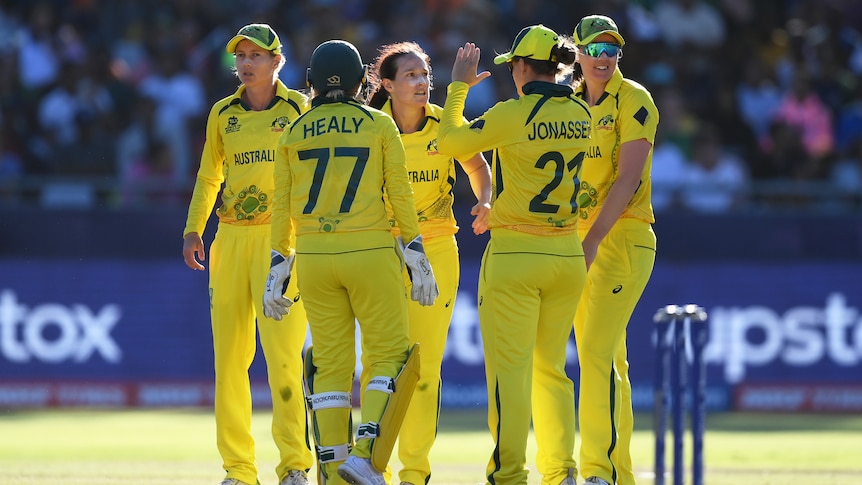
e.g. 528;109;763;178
381;98;434;134
573;67;624;101
231;81;292;110
312;96;362;108
522;81;574;97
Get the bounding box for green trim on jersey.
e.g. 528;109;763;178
271;97;421;255
381;100;475;239
438;80;591;234
572;68;659;226
183;81;309;237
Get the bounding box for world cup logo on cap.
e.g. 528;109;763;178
591;18;609;28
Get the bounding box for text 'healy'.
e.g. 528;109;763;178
303;116;365;138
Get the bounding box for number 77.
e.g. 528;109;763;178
298;146;370;214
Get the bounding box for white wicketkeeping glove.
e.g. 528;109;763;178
263;249;296;321
398;235;439;306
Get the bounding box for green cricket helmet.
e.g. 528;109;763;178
307;40;367;95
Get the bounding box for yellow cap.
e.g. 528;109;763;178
226;23;282;54
493;24;559;65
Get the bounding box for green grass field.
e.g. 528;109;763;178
2;408;861;485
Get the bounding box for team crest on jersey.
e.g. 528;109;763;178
426;138;439;155
596;114;614;131
271;116;289;132
225;116;241;134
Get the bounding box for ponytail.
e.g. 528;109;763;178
368;86;389;109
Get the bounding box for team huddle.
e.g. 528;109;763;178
182;13;658;485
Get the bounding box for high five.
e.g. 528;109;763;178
438;26;590;485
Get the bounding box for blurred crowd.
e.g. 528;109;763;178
1;0;861;213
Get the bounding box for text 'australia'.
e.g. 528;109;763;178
408;169;439;183
234;150;275;165
528;120;590;140
585;145;603;158
303;116;365;138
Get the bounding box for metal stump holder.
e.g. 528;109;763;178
653;304;709;485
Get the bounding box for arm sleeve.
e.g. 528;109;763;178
437;81;512;157
449;115;482;162
183;105;225;237
269;90;307;253
381;117;421;242
271;133;295;255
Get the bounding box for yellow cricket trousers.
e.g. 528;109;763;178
209;223;312;485
574;219;656;485
479;229;586;485
397;234;459;485
298;244;410;484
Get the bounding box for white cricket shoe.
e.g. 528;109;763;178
584;477;610;485
219;479;254;485
560;468;577;485
280;470;310;485
337;455;386;485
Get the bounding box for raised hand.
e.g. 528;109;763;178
452;42;492;87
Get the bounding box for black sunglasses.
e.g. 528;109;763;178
506;57;521;72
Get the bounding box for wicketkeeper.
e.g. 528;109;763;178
263;39;437;485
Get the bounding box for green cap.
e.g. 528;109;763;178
308;40;366;94
493;24;559;65
226;23;282;54
573;15;625;46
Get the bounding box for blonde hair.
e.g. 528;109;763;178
231;51;286;80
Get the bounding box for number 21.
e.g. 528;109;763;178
529;151;585;213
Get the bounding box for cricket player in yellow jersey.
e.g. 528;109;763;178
437;26;590;485
261;40;438;485
182;24;312;485
570;15;659;485
366;41;492;485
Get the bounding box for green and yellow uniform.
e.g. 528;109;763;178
573;67;658;485
378;100;476;485
439;80;590;485
271;96;421;485
183;81;312;485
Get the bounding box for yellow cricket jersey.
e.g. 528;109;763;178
271;97;421;255
573;68;659;227
438;81;591;238
183;81;309;237
380;100;476;240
